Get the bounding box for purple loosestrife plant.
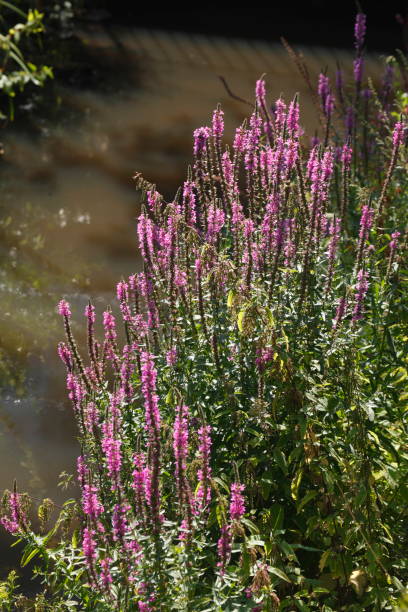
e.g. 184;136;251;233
2;14;408;611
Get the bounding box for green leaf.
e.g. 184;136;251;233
268;566;291;583
237;309;245;332
241;517;259;534
270;504;284;531
291;468;304;501
319;549;331;572
246;537;265;548
297;490;318;513
215;504;224;528
279;539;298;562
274;448;288;475
355;485;367;507
313;587;330;595
21;547;40;567
295;600;311;611
71;529;78;549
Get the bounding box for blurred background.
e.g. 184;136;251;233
0;0;406;575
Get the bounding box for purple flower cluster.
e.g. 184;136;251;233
140;351;160;434
0;491;24;534
354;13;366;51
173;405;189;498
58;299;71;318
352;269;369;322
230;483;246;521
195;425;212;512
82;484;104;520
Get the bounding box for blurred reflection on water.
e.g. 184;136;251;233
0;28;383;508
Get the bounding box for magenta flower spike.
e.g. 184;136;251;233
173;404;189;495
206;205;225;243
318;74;329;106
255;78;266;106
140;351;160;434
166;346;177;366
354;13;367;52
217;524;232;575
274;98;286;131
352;269;369;322
287;99;300;135
333;296;347;329
57;342;73;371
82;484;104;520
389;230;401;252
306;145;319;181
327;218;341;261
58;299;71;318
229;483;246;521
85;401;99;432
353;57;364;85
392;121;406;148
99;557;113;589
77;455;88;486
0;491;24;534
182;180;197;226
212;106;224;139
103;310;117;343
196;425;212;513
101;419;122;490
324;93;335;118
112;503;129;541
82;527;97;567
116;281;128;303
341;143;353;171
85;303;96;324
193;126;211;156
358;205;374;243
233;125;247;154
284;138;298;172
222;150;233;188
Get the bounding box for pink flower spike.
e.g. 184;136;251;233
352;269;369;322
57;342;73;371
333;296;347;329
392;121;406;148
230;482;245;521
274;98;286;130
389;231;401;251
255;79;266;105
82;527;97;567
353;57;364;84
166;347;177;366
287;99;300;134
217;525;231;574
354;12;366;51
212;106;224;139
193;126;211;156
58;299;71;318
318;74;329;104
84;303;95;324
116;281;128;302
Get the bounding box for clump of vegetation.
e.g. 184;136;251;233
1;11;407;611
0;1;53;120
